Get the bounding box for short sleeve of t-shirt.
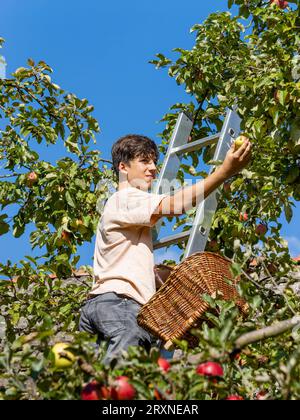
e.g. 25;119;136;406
109;187;168;228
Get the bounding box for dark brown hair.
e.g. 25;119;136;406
111;134;159;177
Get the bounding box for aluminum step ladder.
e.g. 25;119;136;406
152;108;241;260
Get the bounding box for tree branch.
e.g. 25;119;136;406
0;173;21;179
234;316;300;351
99;158;112;165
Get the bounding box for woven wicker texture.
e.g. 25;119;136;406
138;252;248;348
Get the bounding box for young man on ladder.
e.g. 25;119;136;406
79;133;252;365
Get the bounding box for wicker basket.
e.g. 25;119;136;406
138;252;248;350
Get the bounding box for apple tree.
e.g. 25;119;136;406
0;36;116;278
1;1;300;400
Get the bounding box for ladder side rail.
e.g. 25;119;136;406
152;112;193;241
184;109;242;258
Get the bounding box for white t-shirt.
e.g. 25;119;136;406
90;186;168;305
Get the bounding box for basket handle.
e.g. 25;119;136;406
154;264;174;291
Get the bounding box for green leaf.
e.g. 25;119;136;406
0;218;10;235
286;166;299;184
14;67;27;74
220;319;233;342
202;293;217;308
74;179;86;189
230;262;242;277
250;295;262;310
59;303;72;315
284;203;293;223
278;90;289;106
65;191;76;208
291;122;300;144
13;224;25;238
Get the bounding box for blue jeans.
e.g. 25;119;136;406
79;292;161;365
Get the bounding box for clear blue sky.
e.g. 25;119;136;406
1;0;299;269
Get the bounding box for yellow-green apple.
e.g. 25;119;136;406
62;216;69;225
75;219;84;228
51;342;76;369
234;135;248;150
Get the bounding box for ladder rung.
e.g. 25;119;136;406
170;133;220;156
153;230;191;250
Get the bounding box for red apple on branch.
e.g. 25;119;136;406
256;390;268;400
81;381;102;400
255;223;268;236
158;357;171;372
267;263;277;275
75;219;84;227
239;212;249;222
208;239;219;251
26;171;39;187
223;182;232;194
61;230;71;242
196;361;224;377
110;376;136;400
226;395;244;400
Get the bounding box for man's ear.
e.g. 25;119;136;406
119;162;126;173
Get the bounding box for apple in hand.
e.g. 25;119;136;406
234;135;248;150
51;342;76;369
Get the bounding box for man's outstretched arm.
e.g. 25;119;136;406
150;137;252;225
